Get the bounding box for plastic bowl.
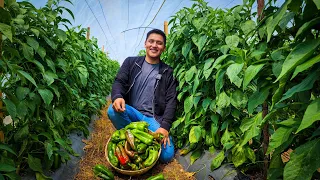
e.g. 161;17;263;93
105;137;161;176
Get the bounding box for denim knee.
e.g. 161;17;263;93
107;104;115;119
159;144;175;163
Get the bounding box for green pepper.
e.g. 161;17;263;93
141;148;149;160
146;173;165;180
52;153;61;169
107;142;119;167
134;137;141;144
148;131;164;142
124;140;137;158
119;129;126;140
111;130;121;142
136;143;148;153
128;162;139;170
131;129;154;145
93;164;114;180
125;121;149;131
143;147;158;167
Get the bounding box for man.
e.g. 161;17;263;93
107;29;177;163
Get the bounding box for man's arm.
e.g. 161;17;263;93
111;57;131;102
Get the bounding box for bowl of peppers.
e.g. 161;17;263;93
105;121;163;176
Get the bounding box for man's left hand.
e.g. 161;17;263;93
155;128;171;148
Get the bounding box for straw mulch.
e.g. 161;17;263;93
74;101;196;180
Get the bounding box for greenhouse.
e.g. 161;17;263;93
0;0;320;179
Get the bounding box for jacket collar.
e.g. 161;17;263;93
135;56;168;74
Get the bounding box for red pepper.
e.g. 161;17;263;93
115;145;130;166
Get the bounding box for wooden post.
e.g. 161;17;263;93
86;27;90;40
258;0;264;21
0;0;4;142
164;21;168;35
102;45;104;52
257;0;268;179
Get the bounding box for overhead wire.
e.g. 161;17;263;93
83;0;119;60
132;0;156;55
124;0;130;51
98;0;116;43
133;0;167;55
165;0;183;20
224;0;236;8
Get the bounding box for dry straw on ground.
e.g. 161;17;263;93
74;102;195;180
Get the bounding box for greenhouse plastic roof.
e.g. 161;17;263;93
21;0;283;64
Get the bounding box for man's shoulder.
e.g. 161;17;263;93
124;56;144;65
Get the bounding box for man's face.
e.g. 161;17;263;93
144;33;165;59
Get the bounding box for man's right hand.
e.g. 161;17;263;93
112;98;126;112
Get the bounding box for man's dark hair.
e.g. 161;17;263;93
146;29;166;46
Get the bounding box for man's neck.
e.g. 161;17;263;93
145;56;160;64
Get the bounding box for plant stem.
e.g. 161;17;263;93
262;101;269;180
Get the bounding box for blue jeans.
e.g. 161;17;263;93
107;104;175;163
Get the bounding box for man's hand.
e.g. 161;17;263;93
112;98;126;112
155;127;171;148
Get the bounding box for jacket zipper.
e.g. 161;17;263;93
125;62;142;95
152;67;169;120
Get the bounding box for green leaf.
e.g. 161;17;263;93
182;42;192;59
45;142;53;160
202;98;212;111
243;64;264;90
31;28;40;37
43;71;58;86
215;69;226;96
296;98;320;133
284;139;320;180
28;154;43;173
280;71;319;102
193;72;200;93
241;20;256;35
230;89;248;109
240;112;263;146
3;99;17;118
267;126;295;154
212;55;229;69
248;87;270;114
221;128;235;149
55;29;67;43
78;66;88;86
245;147;255;163
0;23;12;42
17;101;28;119
266;0;292;42
189;126;202;144
31;60;45;73
226;15;235;27
26;37;39;50
225;35;239;48
0;164;16;172
185;66;197;83
190;149;202;165
226;63;243;88
296;17;320;39
17;70;38;87
204;58;214;71
37;46;46;59
184;95;194;114
211;151;225;170
53;108;64;123
38;89;54;105
14;125;29;142
276;38;320;82
232;145;246;167
291;54;320;79
313;0;320;9
0;144;17;156
192;34;207;53
279;12;295;30
217;91;230;109
22;43;34;60
44;36;57;49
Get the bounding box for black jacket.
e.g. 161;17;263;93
111;56;177;131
